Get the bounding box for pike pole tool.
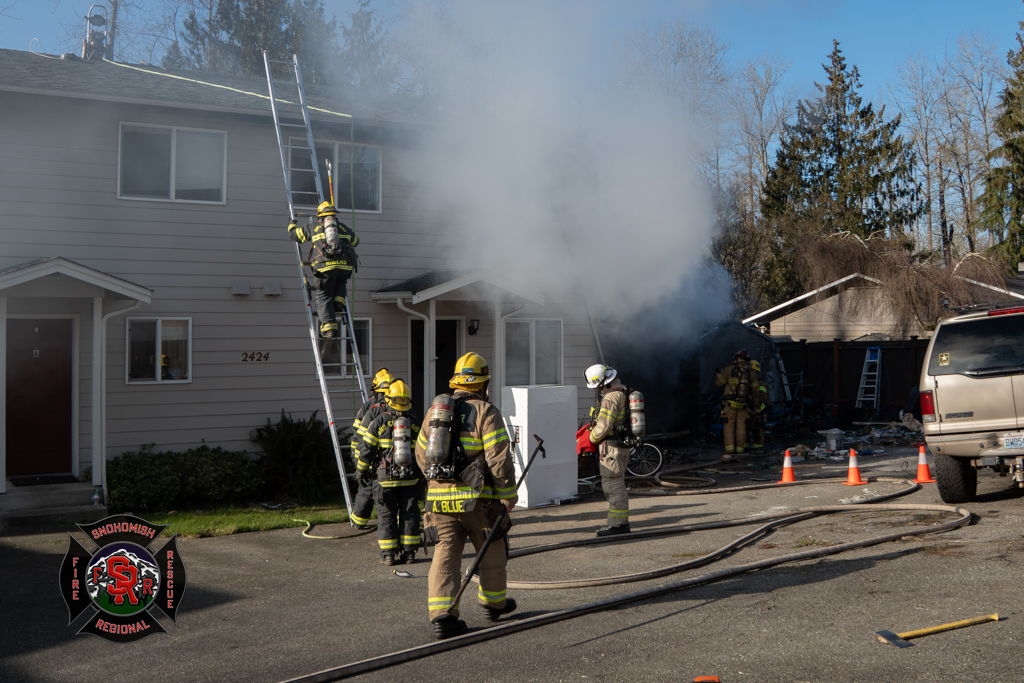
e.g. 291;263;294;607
447;434;546;615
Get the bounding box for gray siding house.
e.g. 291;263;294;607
0;49;599;503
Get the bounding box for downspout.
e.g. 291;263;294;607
397;298;430;413
100;300;143;502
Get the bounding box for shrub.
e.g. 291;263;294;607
252;410;342;503
179;445;262;505
107;444;261;513
107;445;181;513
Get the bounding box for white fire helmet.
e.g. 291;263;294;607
585;364;617;389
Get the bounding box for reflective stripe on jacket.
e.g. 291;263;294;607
414;389;516;507
287;218;358;272
358;408;422;485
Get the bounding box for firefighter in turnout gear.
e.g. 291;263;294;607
286;202;358;339
356;380;423;565
350;368;394;529
746;360;771;453
414;352;519;640
580;364;631;537
715;350;759;458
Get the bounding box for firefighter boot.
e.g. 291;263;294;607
432;615;468;640
596;523;631;537
380;550;397;566
401;548;418;564
482;598;517;622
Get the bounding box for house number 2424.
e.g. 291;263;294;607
242;352;270;362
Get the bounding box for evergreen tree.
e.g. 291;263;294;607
162;0;339;82
339;0;397;92
161;1;236;73
290;0;339;85
762;41;923;238
979;18;1024;268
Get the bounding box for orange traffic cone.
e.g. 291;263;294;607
842;448;869;486
777;449;796;483
914;445;936;483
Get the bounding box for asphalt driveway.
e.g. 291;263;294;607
2;446;1022;683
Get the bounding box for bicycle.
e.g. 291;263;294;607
626;442;663;477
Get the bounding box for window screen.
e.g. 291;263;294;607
121;126;171;199
338;143;380;212
175;131;224;201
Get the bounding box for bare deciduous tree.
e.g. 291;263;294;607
730;51;795;217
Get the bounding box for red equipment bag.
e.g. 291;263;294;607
576;424;596;455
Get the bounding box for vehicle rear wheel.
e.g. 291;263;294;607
934;453;977;503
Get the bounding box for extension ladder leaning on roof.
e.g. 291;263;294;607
262;51;371;522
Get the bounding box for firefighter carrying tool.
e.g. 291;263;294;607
579;363;643;537
350;368;395;529
357;379;423;565
414;352;519;640
715;350;758;458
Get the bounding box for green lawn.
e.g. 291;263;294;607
142;499;366;538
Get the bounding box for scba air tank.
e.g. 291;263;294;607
392;417;413;469
629;391;646;438
323;216;340;251
424;394;456;465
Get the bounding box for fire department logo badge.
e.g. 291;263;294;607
59;514;186;643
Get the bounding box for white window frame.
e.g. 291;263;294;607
117;122;227;204
324;317;372;379
290;138;383;214
503;318;564;385
125;317;193;384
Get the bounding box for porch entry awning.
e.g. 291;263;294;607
370;269;544;413
371;269;545;305
0;257;151;496
0;257;153;302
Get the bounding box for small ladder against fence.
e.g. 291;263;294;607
263;51;371;522
856;346;882;411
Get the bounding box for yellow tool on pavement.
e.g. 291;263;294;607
876;613;999;648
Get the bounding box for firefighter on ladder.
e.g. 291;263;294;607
577;364;631;537
286;202;358;339
350;368;394;529
356;379;423;565
715;349;759;458
415;352;519;640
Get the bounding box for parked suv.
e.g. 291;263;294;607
920;302;1024;503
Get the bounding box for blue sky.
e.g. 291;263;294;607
1;0;1021;102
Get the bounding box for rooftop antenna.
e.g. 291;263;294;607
82;5;108;61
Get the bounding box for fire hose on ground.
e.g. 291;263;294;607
280;472;972;683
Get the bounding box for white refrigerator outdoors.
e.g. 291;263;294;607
500;385;578;508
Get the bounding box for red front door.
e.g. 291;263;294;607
6;319;74;476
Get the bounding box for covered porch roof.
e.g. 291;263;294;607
0;257;152;496
0;257;153;302
371;269;544;412
371;269;545;305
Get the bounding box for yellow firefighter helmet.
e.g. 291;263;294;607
372;368;394;392
750;360;761;372
385;379;412;411
317;201;339;217
449;352;489;389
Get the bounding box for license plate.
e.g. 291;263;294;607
1004;433;1024;449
